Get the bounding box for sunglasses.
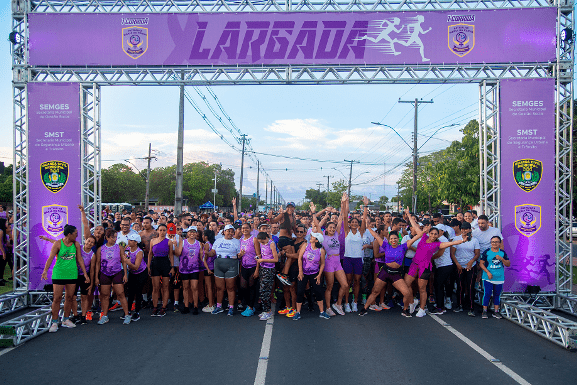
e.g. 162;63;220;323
296;230;305;234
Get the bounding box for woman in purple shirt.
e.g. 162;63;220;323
175;226;203;314
239;223;261;317
124;232;147;322
148;224;175;317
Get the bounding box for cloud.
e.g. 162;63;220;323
264;119;329;150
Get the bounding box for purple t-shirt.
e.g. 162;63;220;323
79;247;93;275
100;243;122;276
240;235;258;269
379;240;408;266
180;239;202;274
259;240;276;269
413;234;440;267
152;238;170;257
127;247;146;274
204;241;215;270
302;243;322;275
322;232;340;257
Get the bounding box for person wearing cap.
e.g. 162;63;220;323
211;224;241;316
124;232;146;322
175;226;203;314
293;231;329;320
450;221;480;315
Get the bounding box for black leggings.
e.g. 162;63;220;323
127;271;147;313
434;265;454;309
456;267;477;310
240;266;259;309
297;274;324;303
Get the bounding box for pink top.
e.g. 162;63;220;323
413;234;440;269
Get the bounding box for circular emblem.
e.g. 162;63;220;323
522;212;533;223
50;213;60;223
129;35;141;46
455;32;467;44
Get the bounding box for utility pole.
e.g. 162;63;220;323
323;175;332;192
213;170;217;212
344;159;359;198
316;183;323;192
175;71;185;216
265;176;268;211
256;161;260;212
397;183;400;212
398;98;433;213
238;134;248;212
144;143;153;212
270;180;273;211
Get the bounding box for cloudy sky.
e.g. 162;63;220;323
0;1;479;204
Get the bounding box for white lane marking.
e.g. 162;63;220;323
430;314;531;385
254;313;275;385
0;347;16;357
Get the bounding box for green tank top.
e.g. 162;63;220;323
52;239;78;280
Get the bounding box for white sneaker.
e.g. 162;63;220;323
202;305;215;313
445;298;452;310
259;311;272;321
332;303;345;316
369;304;381;311
416;308;427;318
326;308;336;317
351;302;358;312
48;323;58;333
409;299;418;314
61;319;76;328
344;303;352;313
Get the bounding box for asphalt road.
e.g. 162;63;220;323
1;302;575;385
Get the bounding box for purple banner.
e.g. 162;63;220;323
28;9;556;66
500;79;555;292
28;83;81;290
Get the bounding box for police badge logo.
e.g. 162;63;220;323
42;205;68;237
122;26;148;59
513;159;542;192
515;204;541;237
448;24;475;57
40;160;69;193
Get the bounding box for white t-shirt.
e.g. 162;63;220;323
435;224;455;240
362;232;375;259
212;237;241;259
472;227;502;254
116;229;138;246
434;235;453;268
401;235;420;259
344;230;364;258
451;234;480;267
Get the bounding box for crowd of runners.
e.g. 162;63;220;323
29;193;510;333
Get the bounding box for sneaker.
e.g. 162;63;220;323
369;304;382;311
319;311;331;319
351;302;358;312
401;309;412;318
278;307;291;315
97;315;109;325
286;309;297;318
379;302;391;310
192;307;199;315
344;303;352;313
242;307;255;317
132;312;140;322
482;310;488;319
62;319;76;328
80;316;87;325
182;307;190;314
151;307;159;317
211;306;224;315
173;306;180;313
68;315;79;324
276;273;291;286
416;308;427;318
86;311;93;321
469;310;477;317
109;302;122;312
131;303;136;312
237;303;245;311
358;308;368;316
49;323;58;333
227;307;234;316
292;312;301;321
428;295;436;305
158;308;166;317
326;308;336;317
453;305;463;313
332;304;345;316
123;315;132;325
445;298;452;310
202;305;215;313
119;312;131;320
409;299;419;314
492;311;503;319
259;311;272;321
430;308;446;315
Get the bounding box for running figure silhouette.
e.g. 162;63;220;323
397;15;432;62
359;18;403;56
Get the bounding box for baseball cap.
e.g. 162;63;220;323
286;202;296;208
187;226;198;232
310;232;324;244
127;233;141;243
224;224;235;231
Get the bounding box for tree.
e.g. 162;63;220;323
304;188;327;208
102;163;146;203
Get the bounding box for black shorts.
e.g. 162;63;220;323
180;272;200;281
151;257;172;277
52;278;77;286
277;236;293;251
241;266;257;282
99;271;123;286
75;274;91;295
288;262;299;283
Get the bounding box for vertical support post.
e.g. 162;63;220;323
145;143;152;212
175;72;184;216
238;134;248;212
256;161;260;212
